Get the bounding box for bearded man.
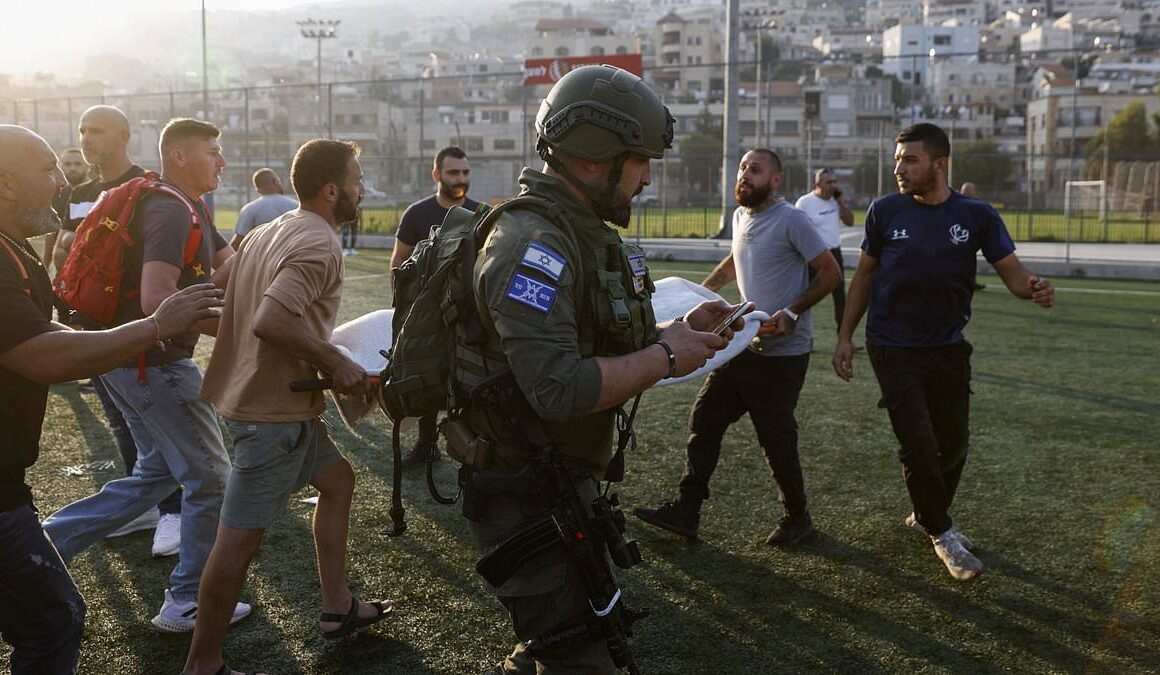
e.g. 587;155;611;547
634;148;840;546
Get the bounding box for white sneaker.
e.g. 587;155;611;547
347;248;358;256
106;508;160;539
932;531;984;581
151;588;253;633
905;512;974;550
151;513;181;558
342;248;353;256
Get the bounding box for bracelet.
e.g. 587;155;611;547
655;340;677;379
148;316;166;350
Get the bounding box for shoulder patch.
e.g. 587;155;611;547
506;272;558;314
519;241;566;281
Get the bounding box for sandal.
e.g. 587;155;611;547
319;596;393;640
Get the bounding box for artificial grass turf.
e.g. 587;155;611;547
10;251;1159;673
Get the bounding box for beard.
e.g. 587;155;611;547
735;180;771;208
16;206;61;237
335;189;360;224
439;177;469;201
596;184;638;228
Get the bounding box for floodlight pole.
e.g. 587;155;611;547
299;19;340;136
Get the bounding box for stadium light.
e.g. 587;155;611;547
298;18;340;135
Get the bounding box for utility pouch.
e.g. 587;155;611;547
441;415;493;469
475;513;561;587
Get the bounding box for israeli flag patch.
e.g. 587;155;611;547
520;241;566;281
506;272;558;314
627;253;647;277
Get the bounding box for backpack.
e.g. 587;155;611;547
53;172;204;325
383;194;574;422
379;195;575;536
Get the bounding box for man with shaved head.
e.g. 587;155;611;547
42;147;89;266
0;124;224;675
230;167;296;248
53;105;187;557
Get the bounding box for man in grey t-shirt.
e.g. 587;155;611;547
635;148;840;545
230;168;297;248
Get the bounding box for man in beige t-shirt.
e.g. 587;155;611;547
184;140;392;675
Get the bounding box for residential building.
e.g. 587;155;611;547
882;24;981;86
652;7;725;101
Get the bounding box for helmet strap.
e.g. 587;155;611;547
539;145;631;226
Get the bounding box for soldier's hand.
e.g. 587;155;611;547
151;283;224;338
658;320;727;378
683;300;752;339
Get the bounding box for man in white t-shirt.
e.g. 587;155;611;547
795;169;854;333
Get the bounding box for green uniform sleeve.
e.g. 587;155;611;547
475;212;602;422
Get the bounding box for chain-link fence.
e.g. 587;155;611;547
6;64;1160;242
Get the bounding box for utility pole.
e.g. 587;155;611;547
201;0;209;118
718;0;740;238
298;19;340;136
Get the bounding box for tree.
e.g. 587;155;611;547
1084;100;1156;178
952;140;1014;193
677;107;723;203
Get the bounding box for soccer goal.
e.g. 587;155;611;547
1064;180;1106;246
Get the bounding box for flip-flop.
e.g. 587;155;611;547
319;596;393;640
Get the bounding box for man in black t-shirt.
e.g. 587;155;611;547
390;146;481;466
44;147;89;264
0;124;223;675
52;106;186;555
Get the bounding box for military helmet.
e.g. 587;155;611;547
535;65;674;162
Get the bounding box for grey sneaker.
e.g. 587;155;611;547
150;588;252;633
932;531;984;580
765;512;815;546
633;500;700;539
906;512;974;550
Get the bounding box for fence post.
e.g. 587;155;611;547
327;83;333;138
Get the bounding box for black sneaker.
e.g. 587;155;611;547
401;444;441;469
633;500;700;539
765;512;814;545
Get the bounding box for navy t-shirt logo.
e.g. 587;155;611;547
949;224;970;245
891;228;909;240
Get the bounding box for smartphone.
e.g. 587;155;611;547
711;302;752;335
833;189;843;200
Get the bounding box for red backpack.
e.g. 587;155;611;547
54;172;203;325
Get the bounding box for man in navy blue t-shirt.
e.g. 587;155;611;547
832;123;1055;581
390;146;481;466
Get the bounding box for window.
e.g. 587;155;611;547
464;136;484;152
933;35;951;45
826;122;850;136
494;139;516;150
591;46;605;56
774;120;798;135
828;94;849;109
531;46;544;56
616;45;628;54
421;139;436;150
555;47;569;56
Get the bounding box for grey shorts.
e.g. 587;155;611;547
220;417;343;530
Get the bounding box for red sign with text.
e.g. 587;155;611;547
523;54;643;85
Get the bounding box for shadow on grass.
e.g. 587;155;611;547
974;371;1160;416
632;525;1102;673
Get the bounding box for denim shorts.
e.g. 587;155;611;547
220;418;342;529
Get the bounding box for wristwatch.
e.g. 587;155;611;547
781;307;799;322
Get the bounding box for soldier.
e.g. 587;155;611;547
456;65;738;673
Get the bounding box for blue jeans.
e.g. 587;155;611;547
0;505;85;674
91;376;182;515
42;359;230;602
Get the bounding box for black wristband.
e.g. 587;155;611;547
655;340;677;379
